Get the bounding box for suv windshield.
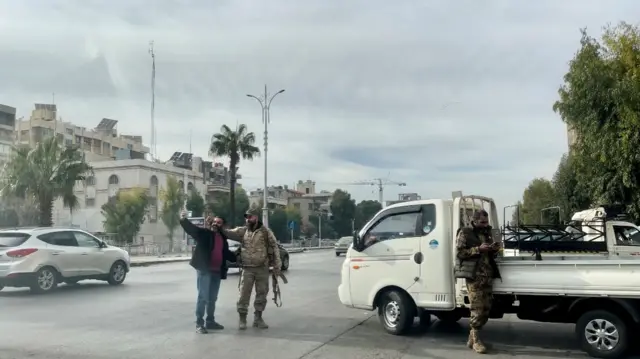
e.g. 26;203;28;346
0;233;30;248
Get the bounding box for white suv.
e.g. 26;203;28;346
0;227;131;293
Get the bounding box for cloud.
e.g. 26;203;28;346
1;0;637;221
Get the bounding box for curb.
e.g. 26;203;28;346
130;258;190;267
129;247;331;267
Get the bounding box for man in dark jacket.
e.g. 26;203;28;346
180;210;236;334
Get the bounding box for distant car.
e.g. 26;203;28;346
0;228;131;294
227;239;290;271
335;236;352;256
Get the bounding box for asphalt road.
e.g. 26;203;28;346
0;250;619;359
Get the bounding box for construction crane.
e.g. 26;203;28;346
348;178;407;207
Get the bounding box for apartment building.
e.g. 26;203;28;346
249;185;303;209
15;104;149;160
248;180;333;224
0;104;16;167
168;152;238;203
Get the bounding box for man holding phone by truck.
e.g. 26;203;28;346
454;209;502;354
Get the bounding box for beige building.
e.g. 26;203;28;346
0;104;16;167
15;104;149;160
52;159;206;250
167;152;237;203
248;180;333;225
248;185;302;209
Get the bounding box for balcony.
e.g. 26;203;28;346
266;196;288;207
207;184;230;193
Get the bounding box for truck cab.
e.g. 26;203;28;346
338;194;498;317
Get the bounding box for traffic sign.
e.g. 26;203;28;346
288;221;296;230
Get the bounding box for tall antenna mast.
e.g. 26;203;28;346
148;40;156;161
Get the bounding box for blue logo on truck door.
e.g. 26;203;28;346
429;239;439;249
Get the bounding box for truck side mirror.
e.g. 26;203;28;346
353;232;364;252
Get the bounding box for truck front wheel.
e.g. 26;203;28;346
377;289;416;335
576;309;628;359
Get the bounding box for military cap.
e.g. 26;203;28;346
244;207;261;218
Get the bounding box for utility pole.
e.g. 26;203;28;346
148;41;157;161
246;85;285;228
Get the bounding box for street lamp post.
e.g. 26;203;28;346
246;85;285;228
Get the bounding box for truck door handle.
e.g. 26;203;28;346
413;252;424;264
81;253;89;255
52;252;61;256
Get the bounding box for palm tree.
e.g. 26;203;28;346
0;136;93;226
209;124;260;226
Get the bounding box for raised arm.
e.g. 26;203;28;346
266;228;282;270
222;226;247;242
179;218;210;243
456;228;481;260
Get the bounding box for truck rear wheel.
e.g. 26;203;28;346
377;289;416;335
576;309;628;359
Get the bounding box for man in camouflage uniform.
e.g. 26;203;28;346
454;209;501;354
223;208;282;330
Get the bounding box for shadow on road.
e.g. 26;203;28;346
212;313;591;358
0;282;128;298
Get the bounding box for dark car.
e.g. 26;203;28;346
335;236;352;256
227;239;290;271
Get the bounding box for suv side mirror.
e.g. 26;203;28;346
99;241;107;248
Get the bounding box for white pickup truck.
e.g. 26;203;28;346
338;194;640;359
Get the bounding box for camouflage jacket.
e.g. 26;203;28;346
454;226;501;281
224;223;282;269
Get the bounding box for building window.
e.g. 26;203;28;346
108;174;120;200
108;175;119;185
187;182;194;192
85;198;95;207
305;188;310;194
308;203;313;211
85;176;96;186
294;203;300;210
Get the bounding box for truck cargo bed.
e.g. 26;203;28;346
494;257;640;297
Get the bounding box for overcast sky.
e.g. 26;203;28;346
1;0;636;216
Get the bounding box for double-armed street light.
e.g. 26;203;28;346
246;85;285;228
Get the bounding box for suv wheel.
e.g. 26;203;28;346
576;309;628;359
30;267;58;294
107;261;127;285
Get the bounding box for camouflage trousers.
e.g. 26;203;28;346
237;266;270;314
466;277;493;330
